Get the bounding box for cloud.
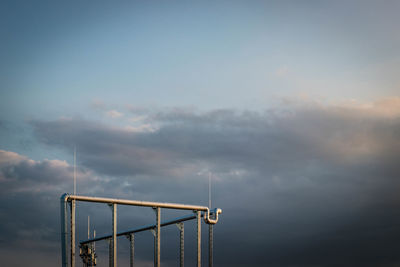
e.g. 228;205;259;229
334;96;400;118
32;100;400;179
3;99;400;266
0;150;30;167
106;109;124;118
0;150;75;253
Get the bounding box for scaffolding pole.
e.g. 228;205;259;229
112;203;117;267
176;223;184;267
209;224;213;267
70;199;76;267
108;239;112;267
155;207;161;267
129;234;134;267
60;195;68;267
197;211;201;267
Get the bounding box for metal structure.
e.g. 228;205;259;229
60;194;222;267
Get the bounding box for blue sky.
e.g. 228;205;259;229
2;1;399;120
1;1;400;266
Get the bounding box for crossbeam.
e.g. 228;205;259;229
80;213;204;244
66;194;209;211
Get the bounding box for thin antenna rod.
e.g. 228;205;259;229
208;172;212;208
88;215;90;239
74;146;76;195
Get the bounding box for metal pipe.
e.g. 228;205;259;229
60;194;68;267
108;239;112;267
80;213;208;245
92;230;96;267
209;225;213;267
129;234;134;267
67;195;208;211
66;195;222;225
71;199;76;267
152;230;156;267
196;211;201;267
176;223;184;267
112;203;117;267
155;207;161;267
204;208;222;225
180;224;184;267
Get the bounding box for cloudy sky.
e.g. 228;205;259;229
1;1;400;266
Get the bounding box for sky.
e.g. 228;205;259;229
1;0;400;266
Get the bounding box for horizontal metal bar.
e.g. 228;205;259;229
80;213;212;245
67;195;209;211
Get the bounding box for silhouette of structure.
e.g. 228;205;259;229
60;194;222;267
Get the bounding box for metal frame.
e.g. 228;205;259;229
61;194;222;267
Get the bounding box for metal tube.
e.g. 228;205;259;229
129;234;134;267
177;223;184;267
108;239;112;267
61;194;68;267
180;225;184;267
70;199;76;267
81;212;216;245
92;231;96;267
66;195;221;225
197;211;201;267
67;195;208;211
153;231;156;267
204;208;222;225
208;225;213;267
112;203;117;267
156;207;161;267
81;214;200;245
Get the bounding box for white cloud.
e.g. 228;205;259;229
335;96;400;118
0;150;92;191
0;150;32;167
124;124;157;133
106;110;124;118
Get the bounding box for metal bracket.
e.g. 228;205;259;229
125;233;134;240
150;228;156;237
176;222;184;231
152;207;158;215
107;203;114;211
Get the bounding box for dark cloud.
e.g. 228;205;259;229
1;102;400;266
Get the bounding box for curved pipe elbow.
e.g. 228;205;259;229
204;208;222;224
61;193;70;203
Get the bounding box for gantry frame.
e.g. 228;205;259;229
60;194;222;267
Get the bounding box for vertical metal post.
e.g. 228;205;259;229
108;239;112;267
155;207;161;267
196;211;201;267
129;234;135;267
176;223;184;267
112;203;117;267
60;195;68;267
208;224;213;267
150;229;156;267
70;200;76;267
91;242;94;267
153;232;156;267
